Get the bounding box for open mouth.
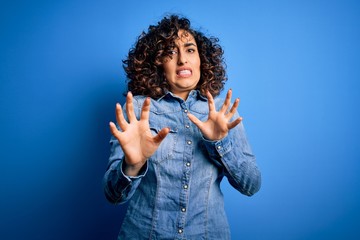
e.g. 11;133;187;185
176;69;192;78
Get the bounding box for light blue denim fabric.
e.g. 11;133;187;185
103;90;261;240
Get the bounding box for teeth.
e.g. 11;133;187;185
178;70;191;75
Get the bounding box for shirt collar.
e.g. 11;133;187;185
157;89;207;102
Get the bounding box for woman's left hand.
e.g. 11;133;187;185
187;89;242;141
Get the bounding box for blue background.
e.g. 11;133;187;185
1;0;359;239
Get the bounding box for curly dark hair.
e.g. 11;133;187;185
123;14;227;99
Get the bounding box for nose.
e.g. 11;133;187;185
177;51;187;65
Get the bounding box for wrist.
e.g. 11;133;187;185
122;159;146;177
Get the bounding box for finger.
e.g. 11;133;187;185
227;117;243;130
115;103;128;131
187;113;204;129
153;127;170;144
206;91;215;112
126;91;136;122
109;121;122;139
220;89;232;113
227;98;240;119
140;97;151;121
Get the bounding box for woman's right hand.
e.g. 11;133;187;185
109;92;170;176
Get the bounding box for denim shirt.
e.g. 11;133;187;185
103;90;261;240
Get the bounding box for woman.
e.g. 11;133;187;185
103;14;261;239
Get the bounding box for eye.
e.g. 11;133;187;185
187;48;196;53
168;49;178;55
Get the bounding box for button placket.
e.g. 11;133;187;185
177;106;192;236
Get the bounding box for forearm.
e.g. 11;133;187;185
103;159;148;204
103;136;148;204
202;122;261;196
103;160;133;204
221;146;261;196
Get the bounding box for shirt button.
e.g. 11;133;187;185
183;184;188;189
184;109;188;113
187;140;192;145
217;145;222;150
181;207;186;212
178;228;183;234
186;162;191;167
185;125;190;128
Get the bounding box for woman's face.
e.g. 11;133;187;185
163;29;201;100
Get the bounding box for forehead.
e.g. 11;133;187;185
175;29;196;45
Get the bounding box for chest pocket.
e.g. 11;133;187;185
149;125;178;163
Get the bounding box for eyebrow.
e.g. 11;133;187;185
173;42;197;49
183;42;197;47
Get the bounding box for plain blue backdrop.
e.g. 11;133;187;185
1;0;359;239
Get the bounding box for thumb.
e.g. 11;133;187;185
187;113;203;129
153;127;170;144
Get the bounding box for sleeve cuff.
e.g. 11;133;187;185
202;134;232;158
118;160;148;182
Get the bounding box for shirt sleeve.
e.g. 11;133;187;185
103;135;148;204
202;120;261;196
103;97;147;204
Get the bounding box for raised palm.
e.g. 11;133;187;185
187;90;242;141
109;92;169;176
